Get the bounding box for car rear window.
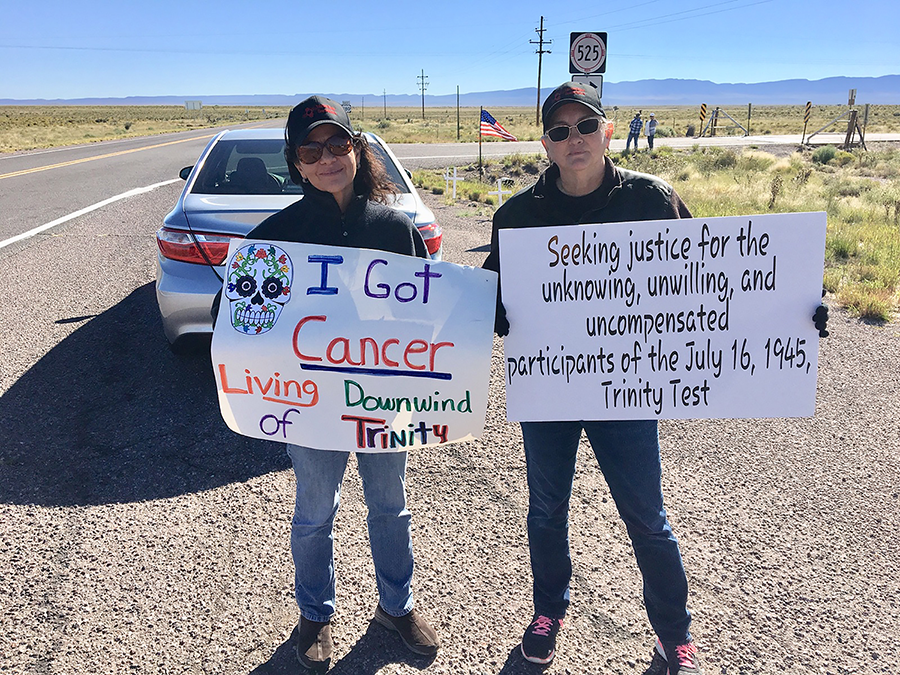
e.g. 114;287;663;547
190;137;410;196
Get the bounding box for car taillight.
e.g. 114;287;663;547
156;227;236;265
424;233;443;256
416;221;443;256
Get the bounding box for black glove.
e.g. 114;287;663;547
494;299;509;337
813;304;829;338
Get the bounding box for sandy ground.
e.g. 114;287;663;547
1;185;897;675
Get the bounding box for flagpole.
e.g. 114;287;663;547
479;107;483;178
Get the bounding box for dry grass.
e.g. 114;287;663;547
4;104;900;153
0;106;289;152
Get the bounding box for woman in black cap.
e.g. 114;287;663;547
245;95;437;672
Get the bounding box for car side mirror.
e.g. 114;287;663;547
405;169;412;179
179;166;194;180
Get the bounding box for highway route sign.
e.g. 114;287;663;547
569;32;607;74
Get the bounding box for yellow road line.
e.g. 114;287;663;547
0;133;216;181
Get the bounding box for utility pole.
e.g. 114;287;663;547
383;89;387;119
457;85;461;141
417;69;429;120
531;16;551;126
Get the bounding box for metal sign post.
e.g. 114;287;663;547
801;101;811;145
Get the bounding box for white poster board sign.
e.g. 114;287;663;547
499;213;826;421
212;240;497;451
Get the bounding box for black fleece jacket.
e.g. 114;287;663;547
482;156;691;334
212;185;426;323
246;183;428;258
483;156;691;274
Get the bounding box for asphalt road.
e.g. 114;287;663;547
2;129;899;675
4;127;897;245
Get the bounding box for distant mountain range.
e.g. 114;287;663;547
3;75;898;107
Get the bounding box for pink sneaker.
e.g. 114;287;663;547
521;614;563;664
655;637;703;675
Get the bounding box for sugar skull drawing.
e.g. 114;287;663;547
225;243;293;335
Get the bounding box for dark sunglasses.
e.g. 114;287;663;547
296;134;355;164
544;117;603;143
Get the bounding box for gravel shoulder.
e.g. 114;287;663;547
1;187;897;675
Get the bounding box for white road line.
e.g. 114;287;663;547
0;178;180;250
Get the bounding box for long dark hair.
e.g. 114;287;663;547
284;131;397;205
351;135;396;204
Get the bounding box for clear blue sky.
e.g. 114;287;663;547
1;0;897;100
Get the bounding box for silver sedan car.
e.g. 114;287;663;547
155;128;442;352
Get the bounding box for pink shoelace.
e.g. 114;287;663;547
529;615;560;636
657;638;698;667
673;641;698;667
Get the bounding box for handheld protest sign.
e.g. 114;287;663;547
499;212;827;421
212;241;497;451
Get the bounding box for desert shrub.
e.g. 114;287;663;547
793;167;813;186
826;230;857;260
738;152;775;172
839;285;894;321
833;150;855;167
813;145;838;164
768;175;784;209
870;183;900;223
714;150;738;169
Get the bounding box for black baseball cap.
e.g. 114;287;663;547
284;95;355;183
542;82;606;130
285;95;354;148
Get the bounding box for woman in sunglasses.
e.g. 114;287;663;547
244;96;436;672
482;82;703;674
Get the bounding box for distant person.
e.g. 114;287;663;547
646;112;659;150
626;110;642;152
242;96;438;672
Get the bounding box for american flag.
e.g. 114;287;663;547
480;109;517;141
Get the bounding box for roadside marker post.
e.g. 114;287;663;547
489;178;513;207
801;101;811;144
444;167;461;199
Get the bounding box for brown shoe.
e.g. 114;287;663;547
295;616;332;672
373;605;440;655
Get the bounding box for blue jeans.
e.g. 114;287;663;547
626;131;640;151
520;419;692;643
286;444;414;622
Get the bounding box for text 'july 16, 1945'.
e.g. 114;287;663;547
499;212;826;422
